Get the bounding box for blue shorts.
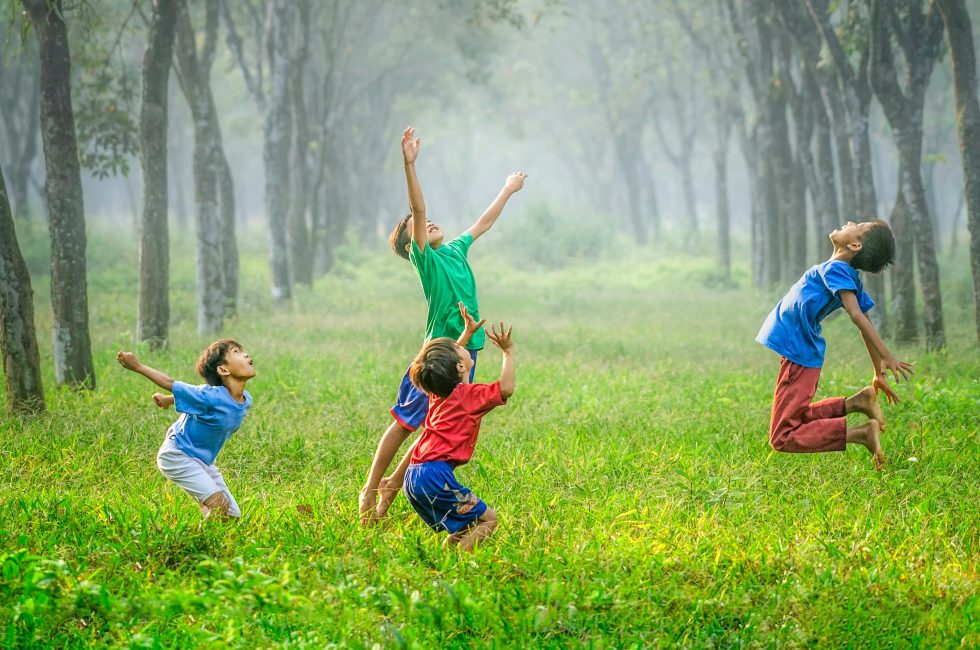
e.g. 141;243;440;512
404;461;487;533
390;349;478;431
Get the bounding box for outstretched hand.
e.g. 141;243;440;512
402;126;420;163
152;393;174;409
116;351;141;371
873;374;900;405
458;302;485;337
485;321;514;352
504;172;527;193
881;356;914;384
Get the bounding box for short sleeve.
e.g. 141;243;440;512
408;239;432;272
444;232;473;258
173;381;212;416
820;261;859;296
858;289;876;313
461;381;506;416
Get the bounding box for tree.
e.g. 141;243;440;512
0;34;42;219
869;0;946;349
173;0;232;334
934;0;980;344
137;0;178;349
0;166;45;414
21;0;95;389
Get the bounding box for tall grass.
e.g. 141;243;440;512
0;223;977;647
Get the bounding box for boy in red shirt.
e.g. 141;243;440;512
403;320;515;551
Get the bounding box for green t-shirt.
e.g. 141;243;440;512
409;232;484;350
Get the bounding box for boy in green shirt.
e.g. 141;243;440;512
359;126;527;524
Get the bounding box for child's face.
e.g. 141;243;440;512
220;346;256;381
455;344;473;382
829;221;874;250
406;217;444;250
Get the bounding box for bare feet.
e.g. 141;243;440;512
846;386;885;430
359;488;380;526
846;419;884;471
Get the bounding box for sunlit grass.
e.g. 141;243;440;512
0;223;977;647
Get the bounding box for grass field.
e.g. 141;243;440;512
1;224;978;648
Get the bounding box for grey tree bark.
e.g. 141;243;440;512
0;166;45;414
264;0;294;301
0;55;41;219
287;0;313;286
137;0;178;350
869;0;945;350
175;0;225;334
21;0;95;389
889;184;918;342
934;0;980;345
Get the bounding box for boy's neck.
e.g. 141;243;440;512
221;378;248;403
829;245;856;265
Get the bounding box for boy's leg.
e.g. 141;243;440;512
204;464;242;518
770;359;846;453
360;420;413;522
157;438;228;519
846;419;884;471
376;437;419;519
360;368;429;524
446;507;498;552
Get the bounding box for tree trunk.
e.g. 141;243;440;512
889;183;918;342
216;150;238;315
713;113;732;278
137;0;177;350
287;0;313;285
22;0;95;389
264;0;294;302
935;0;980;344
175;0;224;335
0;166;45;413
870;0;944;349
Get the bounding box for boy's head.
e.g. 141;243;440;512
409;337;473;397
196;339;256;387
831;219;895;273
389;214;444;260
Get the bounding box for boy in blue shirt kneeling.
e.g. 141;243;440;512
756;220;913;470
116;339;255;518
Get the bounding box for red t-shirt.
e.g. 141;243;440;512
411;381;507;466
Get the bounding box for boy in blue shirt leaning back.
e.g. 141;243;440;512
756;220;913;470
116;339;255;518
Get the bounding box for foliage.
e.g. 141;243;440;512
0;226;977;647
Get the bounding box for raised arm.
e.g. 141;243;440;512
455;302;485;348
402;127;427;250
466;172;527;242
840;291;913;403
116;351;176;392
485;322;515;399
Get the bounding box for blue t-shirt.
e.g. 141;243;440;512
756;260;875;368
169;381;252;465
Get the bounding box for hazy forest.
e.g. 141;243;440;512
1;0;978;647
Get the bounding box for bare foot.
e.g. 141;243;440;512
847;419;884;471
847;386;885;430
358;488;380;526
375;477;400;520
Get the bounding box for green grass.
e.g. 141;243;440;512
0;224;977;648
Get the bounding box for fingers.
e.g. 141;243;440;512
475;318;486;330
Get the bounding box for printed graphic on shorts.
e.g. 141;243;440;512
448;484;479;514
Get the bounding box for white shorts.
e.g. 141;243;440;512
157;435;241;517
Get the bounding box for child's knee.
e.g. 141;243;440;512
479;507;498;529
202;491;232;516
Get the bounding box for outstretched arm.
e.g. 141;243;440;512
455;302;485;348
466;172;527;242
402;127;427;250
116;351;176;392
485;322;515;399
840;291;913;404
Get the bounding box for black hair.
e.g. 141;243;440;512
409;338;463;398
851;220;896;273
196;338;242;386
